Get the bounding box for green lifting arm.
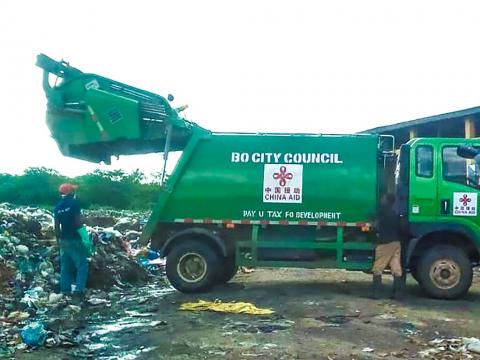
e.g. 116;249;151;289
36;54;207;164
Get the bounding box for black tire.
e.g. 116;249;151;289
417;245;473;299
216;257;238;285
409;260;421;284
166;240;220;293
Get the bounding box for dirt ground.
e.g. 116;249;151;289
17;268;480;360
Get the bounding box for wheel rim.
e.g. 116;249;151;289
177;252;208;283
429;259;461;290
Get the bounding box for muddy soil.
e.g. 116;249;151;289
17;269;480;360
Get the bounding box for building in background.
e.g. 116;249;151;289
362;106;479;148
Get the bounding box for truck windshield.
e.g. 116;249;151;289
443;146;480;189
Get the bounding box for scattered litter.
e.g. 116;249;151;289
362;347;374;353
66;305;81;314
465;337;480;354
7;311;30;321
208;350;227;356
0;204;165;358
240;267;255;274
419;337;480;359
389;321;421;336
15;244;29;255
303;300;322;306
125;310;155;317
149;320;168;327
87;297;109;306
47;293;63;304
180;300;274;315
377;313;396;320
0;344;14;358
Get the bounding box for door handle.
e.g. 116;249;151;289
440;199;450;214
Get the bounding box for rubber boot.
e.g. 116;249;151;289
391;276;405;300
372;274;382;299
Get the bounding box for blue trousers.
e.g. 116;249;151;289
60;240;89;294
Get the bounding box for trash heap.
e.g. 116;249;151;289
419;337;480;359
83;209;165;289
0;204;164;357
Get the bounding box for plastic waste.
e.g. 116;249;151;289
21;287;46;308
20;322;47;347
137;256;165;271
147;250;160;260
0;345;14;358
47;293;63;304
465;337;480;354
418;337;480;358
78;225;95;256
0;203;159;356
7;311;30;321
15;244;29;255
87;297;109;306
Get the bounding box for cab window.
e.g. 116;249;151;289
416;145;433;178
442;146;480;189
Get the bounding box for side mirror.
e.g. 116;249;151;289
457;146;479;159
167;94;175;102
379;135;395;153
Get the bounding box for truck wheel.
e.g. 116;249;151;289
409;260;421;284
166;240;220;293
216;257;238;285
417;245;472;299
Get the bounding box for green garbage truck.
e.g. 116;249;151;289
37;54;480;299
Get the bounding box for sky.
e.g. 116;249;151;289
1;0;480;177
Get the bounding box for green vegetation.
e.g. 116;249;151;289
0;167;161;210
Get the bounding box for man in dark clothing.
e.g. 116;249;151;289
54;183;88;300
372;193;404;299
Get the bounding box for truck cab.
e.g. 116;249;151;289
397;138;480;298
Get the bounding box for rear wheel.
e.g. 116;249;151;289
409;260;421;284
417;245;472;299
216;257;238;284
166;240;220;293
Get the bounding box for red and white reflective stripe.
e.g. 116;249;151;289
173;219;370;227
87;105;105;133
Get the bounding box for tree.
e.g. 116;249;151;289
0;168;158;210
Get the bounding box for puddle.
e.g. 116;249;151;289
223;318;294;334
315;314;359;325
389;321;420;336
68;283;172;360
91;318;161;336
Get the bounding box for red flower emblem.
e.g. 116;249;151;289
460;194;471;206
273;166;293;187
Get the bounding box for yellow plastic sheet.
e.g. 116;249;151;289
179;300;274;315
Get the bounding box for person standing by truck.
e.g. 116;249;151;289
372;193;404;300
54;183;89;302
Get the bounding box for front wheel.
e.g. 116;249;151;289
409;260;421;284
166;240;220;293
216;257;238;285
417;245;472;299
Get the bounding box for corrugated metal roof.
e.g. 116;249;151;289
362;105;480;134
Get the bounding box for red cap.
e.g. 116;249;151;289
59;183;79;195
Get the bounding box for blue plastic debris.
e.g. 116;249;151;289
138;257;150;267
137;255;165;271
147;250;160;260
20;322;47;347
